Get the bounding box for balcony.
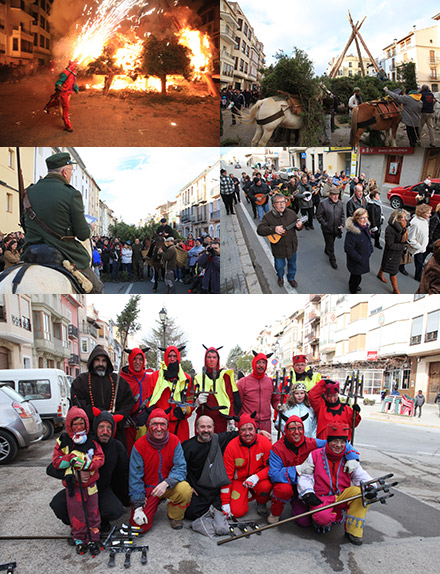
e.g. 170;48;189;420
220;21;236;43
425;331;438;343
11;0;34;17
210;209;220;221
69;353;80;365
68;324;79;339
410;334;422;345
309;313;320;324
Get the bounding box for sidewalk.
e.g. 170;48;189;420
220;200;262;294
360;401;440;429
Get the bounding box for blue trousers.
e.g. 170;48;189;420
274;252;297;281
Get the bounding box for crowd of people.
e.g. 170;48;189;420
220;164;440;294
50;347;377;556
0;230;25;272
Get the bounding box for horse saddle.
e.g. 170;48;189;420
22;243;64;265
369;97;402;119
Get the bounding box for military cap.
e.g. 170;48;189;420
45;152;77;170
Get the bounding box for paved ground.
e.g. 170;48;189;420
221;107;440;148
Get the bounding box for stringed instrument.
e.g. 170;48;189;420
254;192;272;206
267;215;308;244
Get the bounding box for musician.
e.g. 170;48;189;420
257;193;304;288
317;187;345;270
346;185;367;218
296;175;314;230
249;178;272;221
308;175;321;216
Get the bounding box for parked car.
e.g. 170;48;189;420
278;167;300;181
387;179;440;210
0;385;43;465
0;369;71;440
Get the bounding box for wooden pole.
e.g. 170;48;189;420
356;30;381;73
354;35;366;76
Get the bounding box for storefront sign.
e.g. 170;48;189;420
367;351;378;361
360;147;415;155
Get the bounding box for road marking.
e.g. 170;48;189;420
354;442;378;448
418;451;440;456
125;283;133;294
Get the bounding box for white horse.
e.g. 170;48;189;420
249;95;303;146
0;264;77;294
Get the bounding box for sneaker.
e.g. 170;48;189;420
88;541;102;557
169;518;184;530
345;531;363;546
75;541;88;555
256;503;268;516
267;513;280;524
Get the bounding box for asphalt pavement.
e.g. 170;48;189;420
1;406;439;574
101;274;191;295
220;163;422;294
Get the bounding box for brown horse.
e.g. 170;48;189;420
350;102;402;148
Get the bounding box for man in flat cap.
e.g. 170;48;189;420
21;152;103;293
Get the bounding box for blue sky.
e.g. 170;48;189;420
237;0;440;75
76;147;219;224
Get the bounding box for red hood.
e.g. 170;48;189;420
128;347;146;374
252;353;268;379
284;415;304;442
65;406;89;438
164;346;181;366
204;346;220;374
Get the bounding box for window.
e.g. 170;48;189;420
53;323;61;340
237;18;243;31
410;315;423;345
243;22;248;35
349;62;352;67
18;379;51;400
33;33;37;46
234;37;240;50
425;310;440;342
241;41;246;54
350;302;367;322
81;338;89;353
430;50;436;63
40;35;44;47
6;193;12;213
12;38;18;51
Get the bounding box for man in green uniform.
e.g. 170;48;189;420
22;152;103;293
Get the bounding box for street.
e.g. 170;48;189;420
101;275;192;295
221;108;439;148
0;76;219;147
1;408;439;574
220;162;422;294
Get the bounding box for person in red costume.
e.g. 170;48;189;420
194;346;241;433
45;60;80;132
147;346;193;442
120;347;151;454
237;351;280;432
220;414;272;518
308;379;361;441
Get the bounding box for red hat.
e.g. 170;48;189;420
251;353;268;380
164;346;181;366
292;355;307;364
324;380;340;395
128;347;145;373
204;347;220;372
238;413;256;430
148;408;169;423
326;422;349;441
285;415;304;430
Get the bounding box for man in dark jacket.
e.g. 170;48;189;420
346;184;367;218
22;152;103;293
198;240;220;293
296;175;314;230
316;187;345;269
257;193;303;288
71;345;135;445
131;238;144;281
49;410;129;532
419;85;436;148
249;178;272;221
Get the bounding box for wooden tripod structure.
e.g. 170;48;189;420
328;11;380;79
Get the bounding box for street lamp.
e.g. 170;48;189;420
159;307;168;349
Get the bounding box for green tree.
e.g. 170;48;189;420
108;220;184;244
141;35;192;95
397;61;417;91
86;47;122;95
143;311;188;369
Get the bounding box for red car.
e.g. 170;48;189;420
387;179;440;210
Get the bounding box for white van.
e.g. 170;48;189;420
0;369;71;440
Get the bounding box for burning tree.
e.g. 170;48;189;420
141;35;192;95
86;47;123;95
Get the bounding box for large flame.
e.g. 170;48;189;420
176;28;213;78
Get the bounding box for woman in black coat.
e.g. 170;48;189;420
377;209;408;293
366;190;384;249
344;208;373;293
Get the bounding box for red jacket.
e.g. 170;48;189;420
237;373;280;430
308;379;361;440
220;434;272;505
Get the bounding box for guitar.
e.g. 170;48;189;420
254;193;271;206
267;215;309;244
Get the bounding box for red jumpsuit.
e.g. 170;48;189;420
55;63;79;130
220;434;272;517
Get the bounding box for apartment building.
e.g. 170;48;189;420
326;54;376;78
0;146;34;234
0;294;33;368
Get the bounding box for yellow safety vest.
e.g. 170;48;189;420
149;362;189;405
194;369;237;412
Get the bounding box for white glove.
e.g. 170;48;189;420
371;227;378;232
344;459;360;473
222;503;232;518
227;419;236;432
296;459;315;476
133;507;148;526
243;474;259;489
196;392;209;406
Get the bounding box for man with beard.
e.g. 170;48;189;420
267;416;359;524
308;379;361;441
49;410;129;534
147;346;193;442
71;345;135;445
221;414;272;518
194;346;241;433
237;352;280;432
120;347;151;454
129;408;192;531
298;423;373;545
182;415;237;520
